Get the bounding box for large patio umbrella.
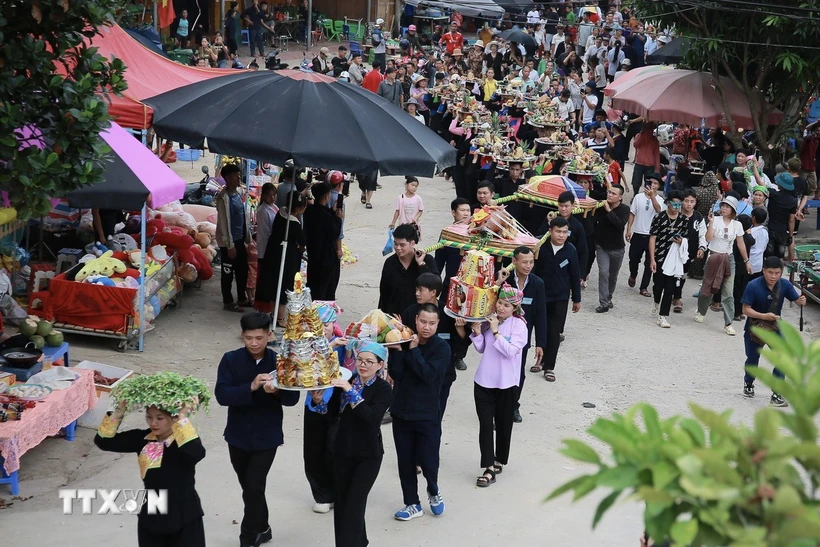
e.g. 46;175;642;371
145;69;457;329
646;37;689;66
144;70;456;177
610;69;785;127
498;28;537;49
604;65;670;97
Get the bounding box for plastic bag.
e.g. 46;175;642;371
382;228;394;256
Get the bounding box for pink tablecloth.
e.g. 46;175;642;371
0;368;97;474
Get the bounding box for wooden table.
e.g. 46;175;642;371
0;368;97;494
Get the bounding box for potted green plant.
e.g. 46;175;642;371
547;321;820;546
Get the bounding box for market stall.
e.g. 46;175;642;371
28;122;188;351
0;368;97;494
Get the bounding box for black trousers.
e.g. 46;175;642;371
672;262;691;300
392;417;441;506
584;233;596;278
733;265;750;319
439;377;454;422
228;445;277;545
220;242;249;305
628;234;652;291
474;383;516;468
304;409;339;504
652;271;677;316
544;300;569;372
515;344;530;409
334;454;383;547
137;517;205;547
307;257;341;301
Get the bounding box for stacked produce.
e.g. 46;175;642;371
18;315;64;349
445;250;498;320
276;273;342;389
345;309;414;344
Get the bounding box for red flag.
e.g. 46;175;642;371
158;0;176;29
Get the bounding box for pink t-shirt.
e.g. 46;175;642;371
395;193;424;226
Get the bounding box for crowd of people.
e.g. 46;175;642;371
90;3;818;547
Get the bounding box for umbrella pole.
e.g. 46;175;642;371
271;167;297;332
138;203;147;352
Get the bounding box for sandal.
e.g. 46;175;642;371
640;289;651;297
223;303;245;313
544;371;556;382
360;195;366;204
365;203;373;209
529;364;543;373
476;468;497;487
492;463;503;475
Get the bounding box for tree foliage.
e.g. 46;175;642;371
0;0;128;219
633;0;820;159
547;321;820;546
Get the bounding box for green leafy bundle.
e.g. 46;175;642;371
547;321;820;546
111;372;211;416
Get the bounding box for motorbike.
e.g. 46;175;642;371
265;50;289;71
181;165;222;205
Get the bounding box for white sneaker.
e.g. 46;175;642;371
651;303;659;315
313;503;332;514
724;325;736;336
694;312;705;323
657;316;671;328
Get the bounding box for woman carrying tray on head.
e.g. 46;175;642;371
463;284;527;488
307;341;393;547
95;399;206;547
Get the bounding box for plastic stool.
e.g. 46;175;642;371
0;455;19;495
56;248;83;274
62;419;77;441
42;341;70;367
241;29;250;44
278;35;289;51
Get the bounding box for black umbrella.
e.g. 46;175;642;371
143;70;456;177
124;26;170;59
646;37;689;66
499;28;537;49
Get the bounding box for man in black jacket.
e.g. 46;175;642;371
389;303;451;521
538;191;589;281
594;185;631;312
497;246;547;423
215;313;300;547
304;182;343;300
534;217;582;382
379;223;439;315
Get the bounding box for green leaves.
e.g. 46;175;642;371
0;1;128;218
546;317;820;546
111;372;212;416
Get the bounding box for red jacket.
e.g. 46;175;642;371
362;70;383;93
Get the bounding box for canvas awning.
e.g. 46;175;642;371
406;0;504;18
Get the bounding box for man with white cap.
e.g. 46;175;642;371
614;57;631;80
372;19;386;72
311;46;331;75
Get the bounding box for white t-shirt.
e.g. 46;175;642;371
749;225;769;273
551;33;565;50
629;193;665;235
395;193;424;225
550;96;575;120
527;10;541;24
581;93;599;123
708;217;744;254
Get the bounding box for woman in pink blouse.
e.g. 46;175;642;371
467;284;527;488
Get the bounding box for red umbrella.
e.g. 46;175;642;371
610;69;784;127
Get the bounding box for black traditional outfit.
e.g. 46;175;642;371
254;212;305;312
94;414;206;547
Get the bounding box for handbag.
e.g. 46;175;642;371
749;281;780;345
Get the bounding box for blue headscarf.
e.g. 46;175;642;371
358;340;388;362
316;304;337;324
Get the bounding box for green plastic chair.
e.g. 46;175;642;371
333;20;345;40
321;19;338;41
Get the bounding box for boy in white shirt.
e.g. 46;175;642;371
748;207;769;278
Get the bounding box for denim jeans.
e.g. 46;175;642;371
743;329;784;385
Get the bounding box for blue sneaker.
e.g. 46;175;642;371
429;491;445;516
394;504;423;521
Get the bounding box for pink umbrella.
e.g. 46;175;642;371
604;65;670;97
610;69;785;127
